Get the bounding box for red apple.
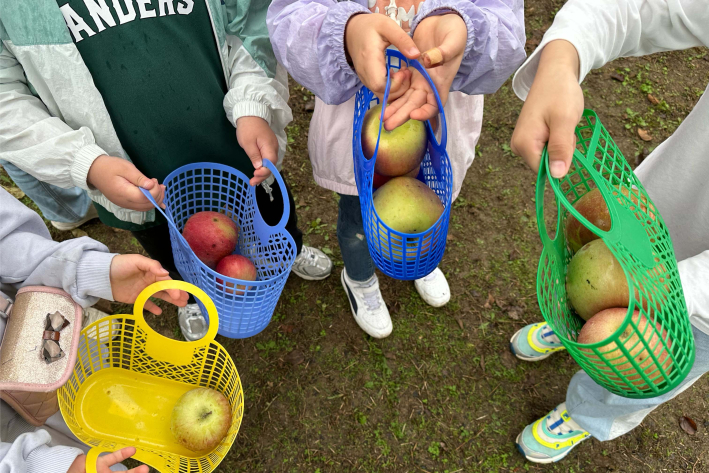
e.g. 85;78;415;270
578;308;672;390
216;254;257;295
361;105;427;177
565;188;611;253
566;239;629;320
183;211;238;268
372;165;420;189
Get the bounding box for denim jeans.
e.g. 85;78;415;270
337;194;375;282
0;160;91;223
567;325;709;441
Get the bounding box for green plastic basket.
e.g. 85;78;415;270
536;109;695;398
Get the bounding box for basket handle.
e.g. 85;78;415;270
133;281;220;365
252;159;291;230
85;446;137;473
535;155;566;257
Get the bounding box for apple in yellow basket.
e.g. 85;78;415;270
361;105;427;177
373;177;443;234
577;308;672;389
171;387;232;452
566;239;629;320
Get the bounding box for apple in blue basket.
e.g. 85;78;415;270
183;211;238;269
372;165;421;189
373;177;443;234
216;254;257;295
361;105;427;177
171;387;232;452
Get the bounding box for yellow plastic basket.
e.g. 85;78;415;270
58;281;243;473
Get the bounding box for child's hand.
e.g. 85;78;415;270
345;14;420;102
109;255;189;314
67;446;148;473
236;117;279;186
382;13;467;130
510;40;584;178
87;156;166;211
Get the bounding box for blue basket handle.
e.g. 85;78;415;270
255;159;291;230
376;50;448;152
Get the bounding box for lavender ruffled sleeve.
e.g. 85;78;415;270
410;0;526;95
267;0;371;104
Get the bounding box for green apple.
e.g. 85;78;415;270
361;105;427;177
171;387;232;452
565;188;611;253
566;239;629;320
578;308;672;390
373;176;443;234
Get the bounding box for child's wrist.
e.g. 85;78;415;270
538;40;580;81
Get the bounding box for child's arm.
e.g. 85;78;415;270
267;0;420;106
0;430;84;473
0;48;164;213
0;189;187;312
511;0;708;176
221;0;294;185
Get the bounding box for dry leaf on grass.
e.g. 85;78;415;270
638;128;653;141
679;416;697;435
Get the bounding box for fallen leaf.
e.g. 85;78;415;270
455;318;464;330
71;229;89;238
439;441;447;451
507;309;520;320
483;294;495;309
495;299;507;310
285;349;305;366
2;186;25;200
297;198;306;208
610;72;625;82
384;352;396;361
647;93;660;105
446;233;456;241
637;128;653;142
680;416;697;435
280;324;295;334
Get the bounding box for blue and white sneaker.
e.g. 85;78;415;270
516;403;590;463
510;322;565;361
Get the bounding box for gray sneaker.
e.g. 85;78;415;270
178;303;208;341
291;245;333;281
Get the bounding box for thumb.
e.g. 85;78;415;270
124;164;152;189
546;115;577;178
379;21;420;59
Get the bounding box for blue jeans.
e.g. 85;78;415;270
337;194;375;282
567;325;709;441
1;161;91;223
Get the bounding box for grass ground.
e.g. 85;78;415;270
3;1;709;471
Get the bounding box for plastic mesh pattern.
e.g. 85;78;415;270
536;110;695;398
155;162;296;339
352;50;453;280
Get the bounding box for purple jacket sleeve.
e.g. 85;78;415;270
411;0;526;95
267;0;371;105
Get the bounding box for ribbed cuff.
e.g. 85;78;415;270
76;251;117;301
322;2;370;78
230;101;273;128
411;0;476;58
71;144;108;191
26;444;83;473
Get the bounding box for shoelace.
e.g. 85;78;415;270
297;246;317;262
353;277;382;312
540;324;561;345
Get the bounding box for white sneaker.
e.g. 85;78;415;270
291;245;333;281
341;270;392;339
51;204;99;231
414;267;450;307
178;303;208;341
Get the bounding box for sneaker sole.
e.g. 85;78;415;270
291;268;332;281
340;271;391;339
509;330;558;362
515;431;572;464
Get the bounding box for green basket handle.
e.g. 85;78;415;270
538;110;656;269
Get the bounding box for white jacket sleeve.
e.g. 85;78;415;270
0;430;83;473
512;0;709;99
0;43;106;191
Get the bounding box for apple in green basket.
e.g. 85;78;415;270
566;239;629;320
372;165;421;189
183;211;238;269
565;188;611;254
373;177;443;234
578;308;672;390
171;387;232;452
216;254;257;295
362;105;427;177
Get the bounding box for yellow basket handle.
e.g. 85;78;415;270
132;281;220;365
85;445;133;473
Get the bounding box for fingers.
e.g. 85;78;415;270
379;19;420;59
383;88;429;130
127;466;150;473
250;137;278;186
421;47;444;68
387;69;411;102
143;299;163;315
153;289;189;307
408;93;438;122
360;46;389;100
97;447;137;469
546;113;578;178
510;125;547;173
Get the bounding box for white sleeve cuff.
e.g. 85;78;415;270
76;251;116;303
228;101;273;128
71;143;107;191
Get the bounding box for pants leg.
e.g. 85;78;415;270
337;194;375;282
255;178;303;255
567;326;709;441
0;160;91;223
130;222;180;280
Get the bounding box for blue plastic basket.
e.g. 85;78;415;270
352;49;453;280
141;160;296;338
